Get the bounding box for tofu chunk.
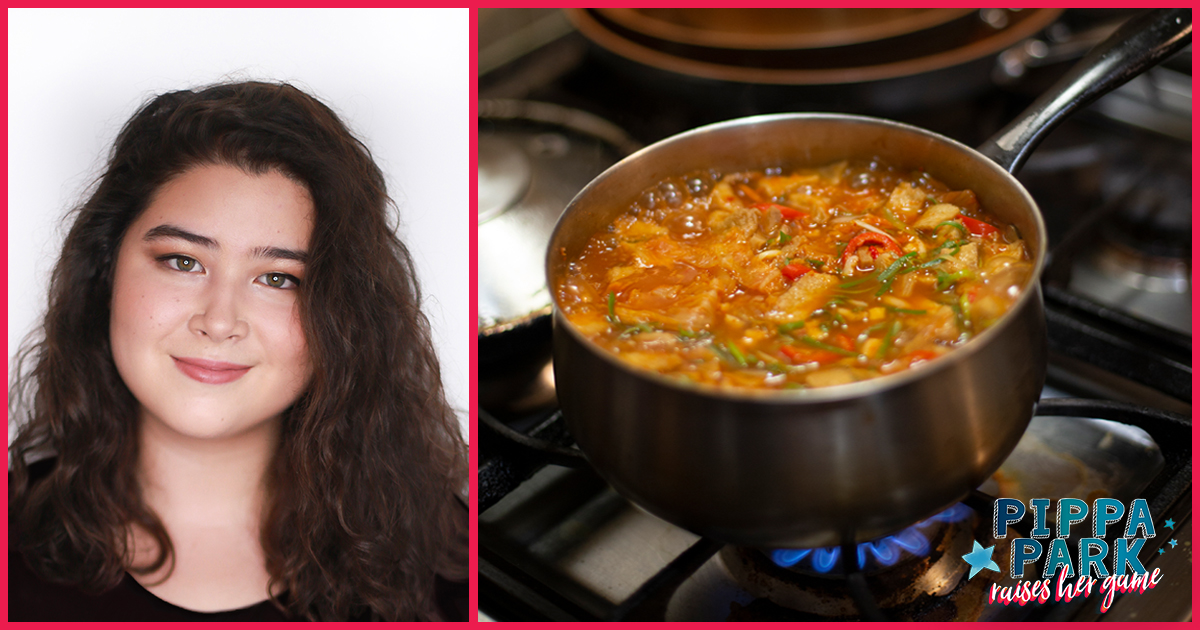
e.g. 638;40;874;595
768;273;838;322
912;203;962;229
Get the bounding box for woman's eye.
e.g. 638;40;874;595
257;272;299;290
162;255;204;273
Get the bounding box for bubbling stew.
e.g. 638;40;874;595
555;159;1033;389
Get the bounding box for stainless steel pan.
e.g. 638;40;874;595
545;9;1190;548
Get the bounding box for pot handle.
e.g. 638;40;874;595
978;9;1191;174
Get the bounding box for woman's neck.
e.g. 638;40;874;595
130;410;281;612
136;412;279;525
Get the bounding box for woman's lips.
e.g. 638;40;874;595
172;357;251;384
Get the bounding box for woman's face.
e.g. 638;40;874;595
110;164;314;441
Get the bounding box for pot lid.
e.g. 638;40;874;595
478;100;640;335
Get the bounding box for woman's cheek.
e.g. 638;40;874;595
115;275;188;338
259;298;313;386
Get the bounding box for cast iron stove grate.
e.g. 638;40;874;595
479;396;1189;621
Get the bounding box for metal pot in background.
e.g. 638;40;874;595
546;9;1190;548
592;8;978;51
478;100;639;409
564;8;1064;115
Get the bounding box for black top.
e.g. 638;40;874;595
8;553;291;621
9;460;468;622
9;551;468;622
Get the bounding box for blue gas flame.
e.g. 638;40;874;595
770;503;973;573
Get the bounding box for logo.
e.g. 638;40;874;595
961;498;1175;611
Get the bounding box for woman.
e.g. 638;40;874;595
9;82;468;621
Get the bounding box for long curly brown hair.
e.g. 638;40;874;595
9;81;468;621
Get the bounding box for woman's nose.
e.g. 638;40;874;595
188;279;249;342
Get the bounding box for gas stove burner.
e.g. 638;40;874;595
1089;239;1190;294
1098;164;1192;266
721;505;984;618
1064;152;1192;334
770;503;973;575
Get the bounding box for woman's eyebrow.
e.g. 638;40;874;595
142;224;307;263
253;246;308;263
142;224;217;248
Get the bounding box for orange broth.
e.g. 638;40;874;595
555;159;1033;389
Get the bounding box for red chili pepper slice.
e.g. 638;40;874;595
754;202;807;221
780;344;839;365
838;230;903;267
780;262;811;281
958;215;999;238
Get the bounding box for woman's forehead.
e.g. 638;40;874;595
135;164;314;253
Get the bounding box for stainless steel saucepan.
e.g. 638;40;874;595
545;9;1190;548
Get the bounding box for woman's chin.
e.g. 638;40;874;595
139;407;281;444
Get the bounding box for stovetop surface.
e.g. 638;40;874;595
479;381;1191;621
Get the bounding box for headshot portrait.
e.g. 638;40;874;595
8;9;469;622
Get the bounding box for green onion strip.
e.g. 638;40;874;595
800;336;858;357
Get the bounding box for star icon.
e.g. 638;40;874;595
1164;519;1176;529
1169;539;1179;548
962;540;1000;579
1158;547;1166;554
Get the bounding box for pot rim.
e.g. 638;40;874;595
547;112;1049;404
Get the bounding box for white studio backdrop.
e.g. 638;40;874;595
8;8;470;443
